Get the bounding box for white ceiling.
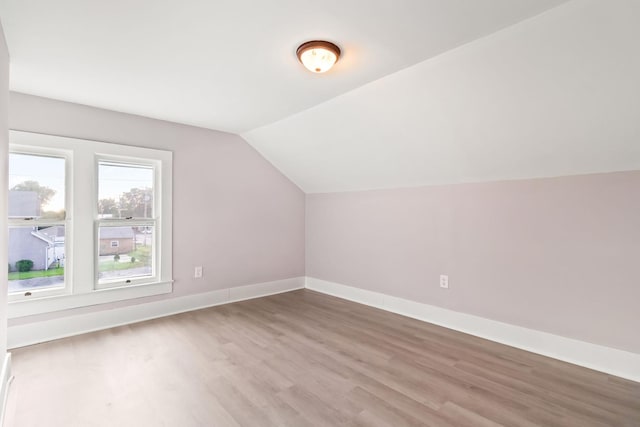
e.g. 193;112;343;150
0;0;565;134
244;0;640;192
3;0;638;194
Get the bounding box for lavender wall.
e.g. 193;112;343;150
306;172;640;354
9;92;305;325
0;24;9;356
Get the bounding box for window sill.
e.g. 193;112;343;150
7;280;173;318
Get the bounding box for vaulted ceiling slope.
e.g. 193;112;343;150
0;0;564;134
244;0;640;193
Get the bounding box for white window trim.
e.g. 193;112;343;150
7;130;173;318
7;145;73;302
94;155;160;290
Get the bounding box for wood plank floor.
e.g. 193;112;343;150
4;289;640;426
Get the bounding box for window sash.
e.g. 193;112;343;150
94;156;160;289
94;219;158;289
8;145;72;301
7;218;71;301
96;156;158;220
8;146;71;221
7;222;71;301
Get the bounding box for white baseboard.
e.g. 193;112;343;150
305;277;640;382
8;277;305;349
8;275;639;382
0;353;12;427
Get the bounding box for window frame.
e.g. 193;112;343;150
7;131;173;318
94;155;160;289
7;145;73;302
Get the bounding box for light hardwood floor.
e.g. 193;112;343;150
4;289;640;426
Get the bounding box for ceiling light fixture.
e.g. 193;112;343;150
296;40;341;73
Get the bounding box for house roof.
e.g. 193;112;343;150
35;226;65;243
38;225;65;240
99;227;135;240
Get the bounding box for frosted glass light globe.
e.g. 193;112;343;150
296;41;341;74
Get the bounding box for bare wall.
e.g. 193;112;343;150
306;172;640;354
0;22;9;356
8;92;305;325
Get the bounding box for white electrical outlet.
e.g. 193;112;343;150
440;274;449;289
194;266;203;279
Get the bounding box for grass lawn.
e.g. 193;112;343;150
99;246;150;272
99;260;144;272
8;267;64;280
130;246;151;262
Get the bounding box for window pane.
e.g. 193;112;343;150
98;225;154;283
8;226;66;293
9;153;66;220
98;163;153;219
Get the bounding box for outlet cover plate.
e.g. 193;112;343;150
440;274;449;289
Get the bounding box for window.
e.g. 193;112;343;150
97;160;156;287
8;131;173;318
8;149;70;298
